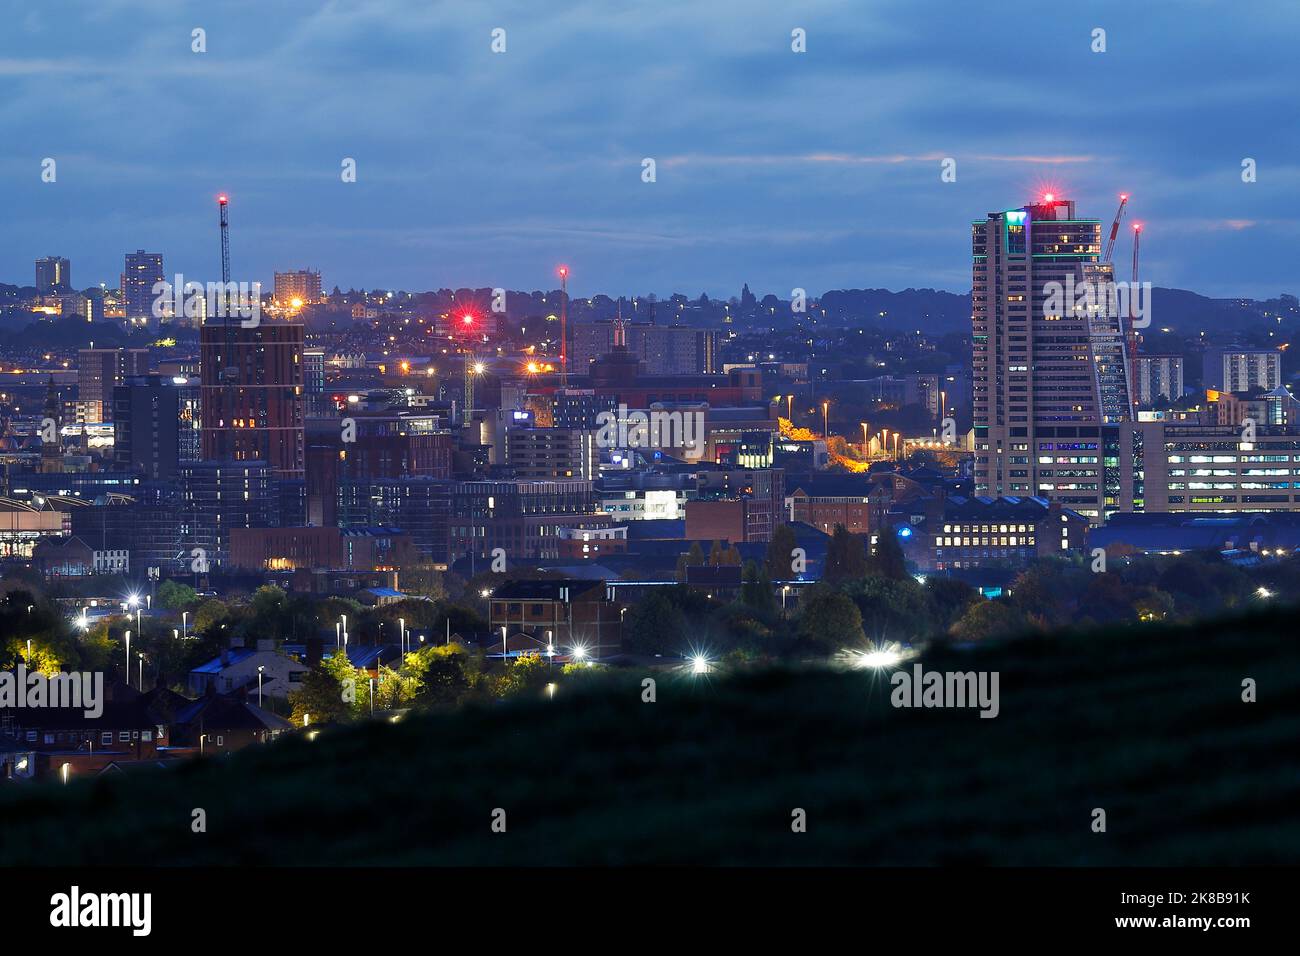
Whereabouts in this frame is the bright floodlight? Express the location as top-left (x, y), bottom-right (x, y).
top-left (571, 644), bottom-right (588, 660)
top-left (856, 648), bottom-right (902, 669)
top-left (127, 594), bottom-right (139, 608)
top-left (691, 654), bottom-right (711, 675)
top-left (473, 362), bottom-right (485, 375)
top-left (839, 642), bottom-right (911, 671)
top-left (1257, 587), bottom-right (1274, 599)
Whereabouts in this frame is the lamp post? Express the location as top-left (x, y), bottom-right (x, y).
top-left (399, 617), bottom-right (406, 655)
top-left (786, 394), bottom-right (794, 420)
top-left (822, 400), bottom-right (829, 437)
top-left (257, 665), bottom-right (264, 708)
top-left (124, 629), bottom-right (131, 684)
top-left (182, 611), bottom-right (188, 639)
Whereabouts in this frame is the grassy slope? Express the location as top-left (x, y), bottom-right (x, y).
top-left (1, 608), bottom-right (1296, 865)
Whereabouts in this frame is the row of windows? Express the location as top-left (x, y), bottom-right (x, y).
top-left (25, 729), bottom-right (154, 745)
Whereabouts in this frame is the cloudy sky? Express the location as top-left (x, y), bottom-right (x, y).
top-left (1, 0), bottom-right (1297, 300)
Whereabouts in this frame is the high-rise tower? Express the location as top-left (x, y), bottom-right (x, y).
top-left (972, 196), bottom-right (1131, 522)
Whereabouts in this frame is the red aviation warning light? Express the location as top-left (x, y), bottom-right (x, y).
top-left (1042, 192), bottom-right (1055, 203)
top-left (217, 194), bottom-right (228, 205)
top-left (557, 265), bottom-right (568, 278)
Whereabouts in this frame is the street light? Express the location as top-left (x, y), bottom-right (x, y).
top-left (257, 665), bottom-right (265, 708)
top-left (182, 611), bottom-right (188, 639)
top-left (786, 394), bottom-right (794, 420)
top-left (137, 652), bottom-right (144, 691)
top-left (124, 629), bottom-right (131, 684)
top-left (399, 617), bottom-right (406, 655)
top-left (822, 400), bottom-right (830, 437)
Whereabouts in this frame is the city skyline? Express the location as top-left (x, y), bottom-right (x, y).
top-left (1, 1), bottom-right (1297, 299)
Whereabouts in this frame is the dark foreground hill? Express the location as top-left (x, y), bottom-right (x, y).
top-left (1, 608), bottom-right (1296, 865)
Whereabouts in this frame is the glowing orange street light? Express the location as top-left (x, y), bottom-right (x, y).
top-left (822, 400), bottom-right (829, 438)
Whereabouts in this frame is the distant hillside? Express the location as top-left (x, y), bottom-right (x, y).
top-left (1, 607), bottom-right (1295, 866)
top-left (813, 287), bottom-right (1298, 336)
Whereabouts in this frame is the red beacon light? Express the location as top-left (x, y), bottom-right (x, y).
top-left (461, 314), bottom-right (474, 325)
top-left (217, 194), bottom-right (229, 205)
top-left (1042, 192), bottom-right (1055, 203)
top-left (557, 265), bottom-right (568, 278)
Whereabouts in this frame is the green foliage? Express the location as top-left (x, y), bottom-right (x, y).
top-left (846, 576), bottom-right (928, 643)
top-left (623, 586), bottom-right (708, 655)
top-left (765, 523), bottom-right (799, 580)
top-left (192, 598), bottom-right (231, 636)
top-left (823, 525), bottom-right (866, 586)
top-left (866, 528), bottom-right (909, 580)
top-left (949, 599), bottom-right (1031, 642)
top-left (924, 576), bottom-right (979, 633)
top-left (797, 586), bottom-right (865, 653)
top-left (494, 653), bottom-right (554, 698)
top-left (405, 642), bottom-right (485, 707)
top-left (675, 541), bottom-right (706, 583)
top-left (740, 561), bottom-right (776, 616)
top-left (288, 664), bottom-right (353, 727)
top-left (156, 580), bottom-right (197, 611)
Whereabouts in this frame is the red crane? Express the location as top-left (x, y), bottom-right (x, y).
top-left (1103, 193), bottom-right (1129, 263)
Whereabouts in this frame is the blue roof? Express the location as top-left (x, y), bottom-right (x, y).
top-left (190, 648), bottom-right (258, 674)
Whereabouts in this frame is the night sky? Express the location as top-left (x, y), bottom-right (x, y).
top-left (2, 0), bottom-right (1296, 299)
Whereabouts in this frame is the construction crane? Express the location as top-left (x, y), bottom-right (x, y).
top-left (218, 194), bottom-right (231, 292)
top-left (217, 194), bottom-right (239, 388)
top-left (1103, 193), bottom-right (1129, 263)
top-left (1126, 222), bottom-right (1143, 412)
